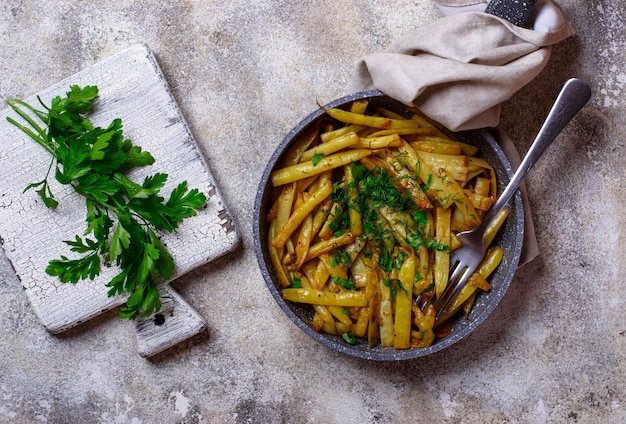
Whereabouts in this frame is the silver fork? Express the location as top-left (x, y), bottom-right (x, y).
top-left (434, 78), bottom-right (592, 321)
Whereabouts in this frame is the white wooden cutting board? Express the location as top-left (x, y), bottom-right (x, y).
top-left (0, 44), bottom-right (239, 357)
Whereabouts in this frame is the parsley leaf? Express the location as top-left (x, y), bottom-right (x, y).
top-left (47, 252), bottom-right (100, 283)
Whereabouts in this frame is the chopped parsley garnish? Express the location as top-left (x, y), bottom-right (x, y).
top-left (413, 209), bottom-right (428, 228)
top-left (383, 278), bottom-right (408, 301)
top-left (342, 333), bottom-right (358, 345)
top-left (290, 273), bottom-right (302, 288)
top-left (330, 249), bottom-right (351, 267)
top-left (311, 153), bottom-right (324, 166)
top-left (362, 168), bottom-right (408, 210)
top-left (331, 275), bottom-right (355, 290)
top-left (329, 205), bottom-right (350, 233)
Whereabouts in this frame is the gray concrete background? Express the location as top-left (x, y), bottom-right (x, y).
top-left (0, 1), bottom-right (624, 423)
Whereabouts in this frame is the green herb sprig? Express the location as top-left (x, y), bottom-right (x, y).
top-left (6, 85), bottom-right (207, 319)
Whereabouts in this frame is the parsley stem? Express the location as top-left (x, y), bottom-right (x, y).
top-left (6, 99), bottom-right (57, 156)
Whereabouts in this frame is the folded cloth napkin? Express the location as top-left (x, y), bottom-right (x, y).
top-left (351, 0), bottom-right (573, 132)
top-left (350, 0), bottom-right (573, 266)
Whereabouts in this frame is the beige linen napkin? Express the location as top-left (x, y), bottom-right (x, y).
top-left (351, 0), bottom-right (573, 266)
top-left (351, 0), bottom-right (572, 131)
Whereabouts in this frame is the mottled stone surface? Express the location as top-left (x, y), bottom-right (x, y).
top-left (0, 1), bottom-right (624, 423)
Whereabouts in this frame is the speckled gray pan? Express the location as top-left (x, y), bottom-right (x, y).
top-left (253, 90), bottom-right (524, 361)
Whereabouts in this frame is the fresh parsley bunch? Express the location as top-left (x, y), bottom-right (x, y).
top-left (6, 85), bottom-right (207, 319)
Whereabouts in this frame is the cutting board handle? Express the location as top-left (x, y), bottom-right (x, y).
top-left (134, 284), bottom-right (207, 357)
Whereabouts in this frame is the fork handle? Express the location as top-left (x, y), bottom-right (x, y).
top-left (481, 78), bottom-right (591, 229)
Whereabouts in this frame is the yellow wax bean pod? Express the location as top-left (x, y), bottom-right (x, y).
top-left (300, 132), bottom-right (360, 162)
top-left (271, 148), bottom-right (372, 186)
top-left (282, 288), bottom-right (367, 307)
top-left (324, 107), bottom-right (424, 131)
top-left (394, 250), bottom-right (415, 349)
